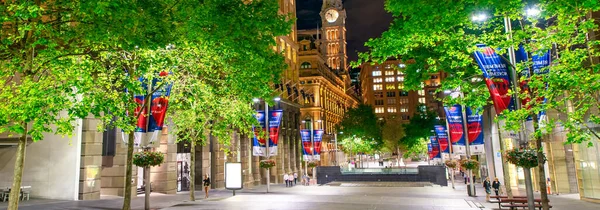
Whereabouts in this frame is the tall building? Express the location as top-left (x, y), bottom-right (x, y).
top-left (359, 59), bottom-right (445, 122)
top-left (298, 0), bottom-right (360, 166)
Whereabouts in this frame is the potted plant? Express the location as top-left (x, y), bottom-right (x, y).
top-left (460, 159), bottom-right (479, 170)
top-left (505, 148), bottom-right (546, 168)
top-left (133, 151), bottom-right (165, 168)
top-left (445, 159), bottom-right (458, 169)
top-left (260, 159), bottom-right (276, 169)
top-left (307, 161), bottom-right (318, 168)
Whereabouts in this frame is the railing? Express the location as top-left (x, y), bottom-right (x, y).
top-left (340, 167), bottom-right (419, 175)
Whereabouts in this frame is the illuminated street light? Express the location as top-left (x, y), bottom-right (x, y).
top-left (525, 7), bottom-right (541, 17)
top-left (253, 98), bottom-right (260, 103)
top-left (471, 13), bottom-right (488, 22)
top-left (274, 97), bottom-right (281, 102)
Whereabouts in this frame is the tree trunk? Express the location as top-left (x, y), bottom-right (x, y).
top-left (144, 166), bottom-right (150, 210)
top-left (190, 140), bottom-right (196, 201)
top-left (7, 124), bottom-right (27, 210)
top-left (531, 114), bottom-right (550, 210)
top-left (122, 131), bottom-right (135, 210)
top-left (498, 121), bottom-right (514, 198)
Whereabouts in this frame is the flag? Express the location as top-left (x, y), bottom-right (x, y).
top-left (444, 105), bottom-right (466, 154)
top-left (474, 44), bottom-right (515, 114)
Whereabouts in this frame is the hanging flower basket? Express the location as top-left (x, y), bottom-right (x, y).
top-left (307, 161), bottom-right (319, 168)
top-left (460, 159), bottom-right (479, 170)
top-left (133, 151), bottom-right (165, 168)
top-left (260, 159), bottom-right (276, 169)
top-left (505, 148), bottom-right (546, 168)
top-left (445, 160), bottom-right (458, 169)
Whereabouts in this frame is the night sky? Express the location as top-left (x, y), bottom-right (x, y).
top-left (297, 0), bottom-right (393, 62)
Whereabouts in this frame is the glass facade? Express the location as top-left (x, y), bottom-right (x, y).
top-left (577, 138), bottom-right (600, 200)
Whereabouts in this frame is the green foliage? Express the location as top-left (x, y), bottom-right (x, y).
top-left (337, 104), bottom-right (383, 154)
top-left (445, 159), bottom-right (458, 169)
top-left (402, 137), bottom-right (428, 159)
top-left (357, 0), bottom-right (600, 145)
top-left (133, 151), bottom-right (165, 168)
top-left (307, 161), bottom-right (319, 168)
top-left (505, 148), bottom-right (546, 168)
top-left (259, 159), bottom-right (276, 169)
top-left (382, 118), bottom-right (405, 154)
top-left (460, 158), bottom-right (479, 170)
top-left (400, 105), bottom-right (438, 153)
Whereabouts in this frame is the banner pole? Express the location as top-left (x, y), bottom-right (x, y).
top-left (265, 102), bottom-right (270, 193)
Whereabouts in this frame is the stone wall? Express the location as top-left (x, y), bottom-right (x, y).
top-left (79, 118), bottom-right (103, 200)
top-left (150, 128), bottom-right (177, 194)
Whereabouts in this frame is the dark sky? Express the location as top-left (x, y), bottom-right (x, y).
top-left (297, 0), bottom-right (394, 62)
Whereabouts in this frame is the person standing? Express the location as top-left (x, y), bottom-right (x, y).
top-left (483, 177), bottom-right (492, 201)
top-left (492, 178), bottom-right (501, 196)
top-left (284, 173), bottom-right (289, 187)
top-left (293, 172), bottom-right (298, 186)
top-left (203, 174), bottom-right (210, 199)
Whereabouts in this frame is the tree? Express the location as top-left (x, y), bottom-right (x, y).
top-left (400, 104), bottom-right (438, 157)
top-left (381, 118), bottom-right (405, 165)
top-left (337, 104), bottom-right (383, 167)
top-left (357, 1), bottom-right (600, 209)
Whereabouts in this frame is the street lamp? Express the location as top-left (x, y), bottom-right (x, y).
top-left (525, 7), bottom-right (541, 18)
top-left (253, 97), bottom-right (281, 193)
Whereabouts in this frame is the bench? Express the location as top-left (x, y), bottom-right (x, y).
top-left (489, 195), bottom-right (527, 206)
top-left (499, 198), bottom-right (552, 210)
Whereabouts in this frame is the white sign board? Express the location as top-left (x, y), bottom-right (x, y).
top-left (225, 162), bottom-right (243, 190)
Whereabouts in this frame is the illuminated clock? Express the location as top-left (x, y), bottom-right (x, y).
top-left (325, 9), bottom-right (339, 23)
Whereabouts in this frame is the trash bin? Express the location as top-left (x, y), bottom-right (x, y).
top-left (467, 184), bottom-right (476, 196)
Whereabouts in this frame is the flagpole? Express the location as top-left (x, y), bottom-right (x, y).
top-left (265, 102), bottom-right (270, 193)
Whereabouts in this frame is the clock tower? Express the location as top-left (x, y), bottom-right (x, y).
top-left (320, 0), bottom-right (347, 72)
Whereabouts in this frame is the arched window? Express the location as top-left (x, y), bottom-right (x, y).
top-left (301, 62), bottom-right (312, 69)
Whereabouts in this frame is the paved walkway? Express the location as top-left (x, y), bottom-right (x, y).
top-left (1, 181), bottom-right (598, 210)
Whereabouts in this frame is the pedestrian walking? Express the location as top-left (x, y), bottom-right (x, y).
top-left (463, 173), bottom-right (468, 184)
top-left (284, 173), bottom-right (290, 187)
top-left (294, 172), bottom-right (298, 185)
top-left (492, 178), bottom-right (501, 196)
top-left (203, 174), bottom-right (210, 199)
top-left (483, 177), bottom-right (491, 201)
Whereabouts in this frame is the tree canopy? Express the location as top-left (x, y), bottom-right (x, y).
top-left (337, 104), bottom-right (383, 154)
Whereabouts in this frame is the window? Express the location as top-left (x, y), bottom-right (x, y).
top-left (419, 97), bottom-right (426, 104)
top-left (372, 71), bottom-right (382, 76)
top-left (397, 76), bottom-right (404, 82)
top-left (373, 78), bottom-right (382, 83)
top-left (398, 83), bottom-right (405, 89)
top-left (385, 77), bottom-right (395, 82)
top-left (373, 84), bottom-right (383, 90)
top-left (386, 92), bottom-right (396, 97)
top-left (386, 84), bottom-right (396, 90)
top-left (385, 65), bottom-right (392, 69)
top-left (375, 107), bottom-right (384, 113)
top-left (418, 90), bottom-right (425, 96)
top-left (398, 63), bottom-right (407, 68)
top-left (387, 107), bottom-right (397, 113)
top-left (385, 71), bottom-right (395, 76)
top-left (387, 98), bottom-right (396, 105)
top-left (430, 75), bottom-right (439, 79)
top-left (400, 91), bottom-right (409, 97)
top-left (401, 114), bottom-right (410, 120)
top-left (375, 99), bottom-right (384, 106)
top-left (301, 62), bottom-right (312, 69)
top-left (399, 98), bottom-right (409, 104)
top-left (375, 92), bottom-right (384, 97)
top-left (400, 106), bottom-right (409, 113)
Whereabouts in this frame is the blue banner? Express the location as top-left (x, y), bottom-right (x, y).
top-left (148, 72), bottom-right (173, 143)
top-left (474, 44), bottom-right (515, 114)
top-left (314, 130), bottom-right (324, 161)
top-left (434, 125), bottom-right (450, 153)
top-left (517, 46), bottom-right (551, 122)
top-left (466, 107), bottom-right (485, 154)
top-left (301, 129), bottom-right (312, 161)
top-left (427, 143), bottom-right (433, 159)
top-left (444, 105), bottom-right (466, 154)
top-left (430, 136), bottom-right (441, 159)
top-left (252, 110), bottom-right (283, 157)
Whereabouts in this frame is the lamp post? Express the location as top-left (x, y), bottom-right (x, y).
top-left (254, 97), bottom-right (280, 193)
top-left (472, 7), bottom-right (543, 208)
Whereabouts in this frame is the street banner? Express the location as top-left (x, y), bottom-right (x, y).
top-left (466, 107), bottom-right (485, 154)
top-left (516, 46), bottom-right (551, 122)
top-left (444, 105), bottom-right (466, 155)
top-left (474, 44), bottom-right (515, 114)
top-left (434, 125), bottom-right (450, 154)
top-left (252, 111), bottom-right (266, 156)
top-left (301, 129), bottom-right (312, 161)
top-left (427, 143), bottom-right (433, 160)
top-left (313, 129), bottom-right (324, 161)
top-left (252, 110), bottom-right (283, 157)
top-left (122, 71), bottom-right (171, 147)
top-left (148, 72), bottom-right (173, 144)
top-left (267, 110), bottom-right (283, 156)
top-left (430, 136), bottom-right (441, 164)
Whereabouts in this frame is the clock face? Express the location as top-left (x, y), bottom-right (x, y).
top-left (325, 9), bottom-right (339, 23)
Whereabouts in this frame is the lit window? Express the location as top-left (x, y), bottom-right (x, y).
top-left (400, 91), bottom-right (409, 97)
top-left (385, 65), bottom-right (392, 69)
top-left (419, 97), bottom-right (426, 104)
top-left (375, 107), bottom-right (384, 113)
top-left (418, 90), bottom-right (425, 96)
top-left (385, 71), bottom-right (395, 76)
top-left (398, 83), bottom-right (405, 89)
top-left (400, 106), bottom-right (408, 113)
top-left (386, 84), bottom-right (396, 90)
top-left (398, 63), bottom-right (407, 68)
top-left (301, 62), bottom-right (312, 69)
top-left (373, 78), bottom-right (382, 83)
top-left (373, 84), bottom-right (383, 90)
top-left (387, 107), bottom-right (397, 113)
top-left (399, 98), bottom-right (409, 104)
top-left (372, 71), bottom-right (382, 76)
top-left (385, 77), bottom-right (395, 82)
top-left (397, 76), bottom-right (404, 82)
